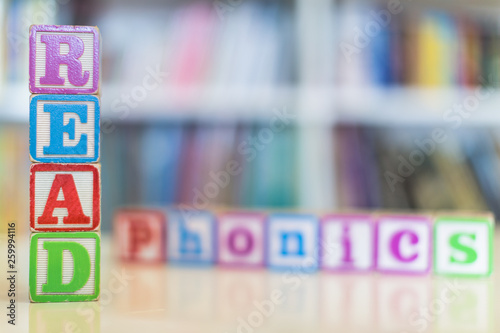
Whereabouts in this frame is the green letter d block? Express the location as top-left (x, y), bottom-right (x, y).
top-left (434, 216), bottom-right (493, 277)
top-left (30, 232), bottom-right (100, 302)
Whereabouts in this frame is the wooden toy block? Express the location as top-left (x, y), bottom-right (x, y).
top-left (30, 232), bottom-right (100, 302)
top-left (30, 163), bottom-right (100, 232)
top-left (217, 212), bottom-right (266, 268)
top-left (29, 94), bottom-right (100, 163)
top-left (434, 215), bottom-right (493, 277)
top-left (320, 214), bottom-right (374, 272)
top-left (167, 209), bottom-right (216, 265)
top-left (29, 25), bottom-right (100, 94)
top-left (114, 208), bottom-right (167, 263)
top-left (267, 213), bottom-right (319, 272)
top-left (375, 215), bottom-right (432, 275)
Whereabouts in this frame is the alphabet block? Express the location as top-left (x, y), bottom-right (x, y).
top-left (114, 208), bottom-right (166, 263)
top-left (29, 94), bottom-right (100, 163)
top-left (217, 212), bottom-right (266, 268)
top-left (321, 214), bottom-right (374, 272)
top-left (30, 163), bottom-right (100, 232)
top-left (167, 209), bottom-right (216, 265)
top-left (29, 25), bottom-right (100, 94)
top-left (267, 214), bottom-right (319, 272)
top-left (375, 215), bottom-right (432, 275)
top-left (29, 232), bottom-right (100, 302)
top-left (434, 215), bottom-right (493, 277)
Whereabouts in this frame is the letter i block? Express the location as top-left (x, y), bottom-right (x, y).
top-left (267, 214), bottom-right (319, 272)
top-left (29, 25), bottom-right (100, 94)
top-left (30, 94), bottom-right (100, 163)
top-left (114, 208), bottom-right (166, 263)
top-left (320, 214), bottom-right (374, 272)
top-left (434, 215), bottom-right (493, 277)
top-left (217, 212), bottom-right (266, 268)
top-left (30, 163), bottom-right (100, 232)
top-left (375, 215), bottom-right (432, 275)
top-left (167, 209), bottom-right (216, 265)
top-left (30, 232), bottom-right (100, 302)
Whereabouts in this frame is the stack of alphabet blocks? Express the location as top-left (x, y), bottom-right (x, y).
top-left (116, 208), bottom-right (494, 277)
top-left (29, 25), bottom-right (101, 302)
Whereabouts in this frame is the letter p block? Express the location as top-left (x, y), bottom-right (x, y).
top-left (30, 232), bottom-right (100, 302)
top-left (434, 215), bottom-right (493, 277)
top-left (29, 25), bottom-right (100, 94)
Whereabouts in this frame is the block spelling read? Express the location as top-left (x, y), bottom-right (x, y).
top-left (30, 163), bottom-right (101, 232)
top-left (29, 25), bottom-right (100, 94)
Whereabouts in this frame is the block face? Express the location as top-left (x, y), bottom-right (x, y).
top-left (115, 209), bottom-right (166, 263)
top-left (29, 94), bottom-right (100, 163)
top-left (217, 212), bottom-right (266, 267)
top-left (320, 214), bottom-right (374, 272)
top-left (267, 214), bottom-right (319, 272)
top-left (434, 216), bottom-right (493, 277)
top-left (30, 163), bottom-right (100, 232)
top-left (29, 232), bottom-right (100, 302)
top-left (29, 25), bottom-right (100, 94)
top-left (167, 209), bottom-right (216, 265)
top-left (376, 215), bottom-right (432, 275)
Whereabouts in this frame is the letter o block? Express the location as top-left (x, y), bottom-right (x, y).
top-left (217, 212), bottom-right (266, 268)
top-left (375, 215), bottom-right (432, 275)
top-left (30, 163), bottom-right (100, 232)
top-left (434, 215), bottom-right (493, 277)
top-left (114, 208), bottom-right (166, 263)
top-left (29, 25), bottom-right (100, 94)
top-left (30, 232), bottom-right (100, 302)
top-left (30, 94), bottom-right (100, 163)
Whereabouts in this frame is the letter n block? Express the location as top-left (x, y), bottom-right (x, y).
top-left (434, 215), bottom-right (493, 277)
top-left (30, 94), bottom-right (100, 163)
top-left (30, 163), bottom-right (100, 232)
top-left (29, 25), bottom-right (100, 94)
top-left (167, 209), bottom-right (216, 265)
top-left (267, 214), bottom-right (319, 272)
top-left (30, 232), bottom-right (100, 302)
top-left (114, 208), bottom-right (166, 263)
top-left (320, 214), bottom-right (374, 272)
top-left (217, 212), bottom-right (266, 268)
top-left (375, 215), bottom-right (432, 275)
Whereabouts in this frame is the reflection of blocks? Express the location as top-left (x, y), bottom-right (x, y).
top-left (375, 215), bottom-right (432, 275)
top-left (167, 209), bottom-right (216, 265)
top-left (217, 212), bottom-right (266, 268)
top-left (434, 215), bottom-right (493, 277)
top-left (267, 214), bottom-right (319, 272)
top-left (30, 232), bottom-right (100, 302)
top-left (114, 209), bottom-right (166, 263)
top-left (29, 25), bottom-right (100, 94)
top-left (30, 94), bottom-right (100, 163)
top-left (321, 214), bottom-right (374, 272)
top-left (30, 163), bottom-right (100, 232)
top-left (30, 302), bottom-right (100, 333)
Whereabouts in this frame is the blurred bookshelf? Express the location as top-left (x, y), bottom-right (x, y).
top-left (1, 0), bottom-right (500, 233)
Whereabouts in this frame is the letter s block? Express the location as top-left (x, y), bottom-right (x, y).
top-left (30, 94), bottom-right (100, 163)
top-left (375, 215), bottom-right (432, 275)
top-left (29, 232), bottom-right (100, 302)
top-left (434, 215), bottom-right (493, 277)
top-left (114, 208), bottom-right (166, 263)
top-left (29, 25), bottom-right (100, 94)
top-left (30, 164), bottom-right (100, 232)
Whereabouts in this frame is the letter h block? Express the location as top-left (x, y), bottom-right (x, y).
top-left (375, 215), bottom-right (432, 275)
top-left (29, 25), bottom-right (100, 94)
top-left (30, 232), bottom-right (100, 302)
top-left (434, 214), bottom-right (493, 277)
top-left (30, 163), bottom-right (100, 232)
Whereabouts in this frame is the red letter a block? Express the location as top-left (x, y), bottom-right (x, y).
top-left (30, 163), bottom-right (100, 232)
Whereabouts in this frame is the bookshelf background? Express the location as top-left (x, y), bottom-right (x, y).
top-left (0, 0), bottom-right (499, 233)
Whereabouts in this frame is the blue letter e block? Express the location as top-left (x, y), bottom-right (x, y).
top-left (267, 214), bottom-right (319, 272)
top-left (30, 95), bottom-right (100, 163)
